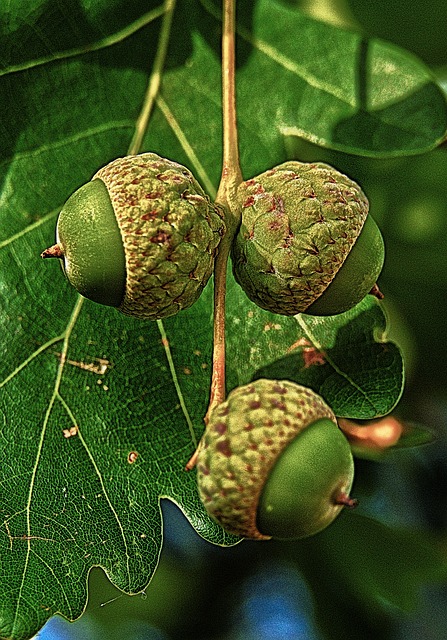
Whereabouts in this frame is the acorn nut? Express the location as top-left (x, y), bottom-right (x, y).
top-left (41, 153), bottom-right (225, 319)
top-left (231, 161), bottom-right (385, 316)
top-left (197, 378), bottom-right (356, 540)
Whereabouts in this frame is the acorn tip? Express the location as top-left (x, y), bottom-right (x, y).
top-left (370, 283), bottom-right (384, 300)
top-left (335, 492), bottom-right (358, 509)
top-left (41, 244), bottom-right (64, 259)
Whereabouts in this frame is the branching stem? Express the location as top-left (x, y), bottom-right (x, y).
top-left (185, 0), bottom-right (242, 470)
top-left (208, 0), bottom-right (243, 417)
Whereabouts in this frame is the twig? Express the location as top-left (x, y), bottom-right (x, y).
top-left (185, 0), bottom-right (243, 470)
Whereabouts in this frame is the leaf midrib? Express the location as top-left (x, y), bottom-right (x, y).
top-left (0, 4), bottom-right (166, 78)
top-left (10, 296), bottom-right (132, 634)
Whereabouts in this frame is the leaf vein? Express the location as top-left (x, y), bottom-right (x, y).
top-left (297, 314), bottom-right (380, 412)
top-left (11, 297), bottom-right (84, 635)
top-left (29, 548), bottom-right (74, 619)
top-left (59, 394), bottom-right (133, 588)
top-left (0, 210), bottom-right (58, 251)
top-left (0, 334), bottom-right (64, 389)
top-left (157, 319), bottom-right (198, 452)
top-left (0, 121), bottom-right (134, 171)
top-left (0, 5), bottom-right (166, 77)
top-left (157, 95), bottom-right (217, 197)
top-left (74, 427), bottom-right (133, 589)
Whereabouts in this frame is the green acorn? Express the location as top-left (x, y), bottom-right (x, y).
top-left (231, 162), bottom-right (384, 316)
top-left (41, 153), bottom-right (225, 319)
top-left (197, 378), bottom-right (356, 540)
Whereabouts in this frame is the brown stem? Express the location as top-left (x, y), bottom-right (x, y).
top-left (41, 244), bottom-right (64, 259)
top-left (185, 0), bottom-right (242, 471)
top-left (207, 0), bottom-right (243, 419)
top-left (370, 283), bottom-right (384, 300)
top-left (204, 229), bottom-right (233, 423)
top-left (205, 0), bottom-right (242, 424)
top-left (216, 0), bottom-right (243, 209)
top-left (335, 492), bottom-right (358, 509)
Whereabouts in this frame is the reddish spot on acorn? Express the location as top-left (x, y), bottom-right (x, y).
top-left (216, 440), bottom-right (232, 458)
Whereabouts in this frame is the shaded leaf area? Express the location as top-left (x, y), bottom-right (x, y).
top-left (2, 0), bottom-right (445, 176)
top-left (0, 0), bottom-right (165, 71)
top-left (284, 512), bottom-right (447, 640)
top-left (346, 0), bottom-right (447, 67)
top-left (227, 0), bottom-right (447, 166)
top-left (249, 296), bottom-right (403, 419)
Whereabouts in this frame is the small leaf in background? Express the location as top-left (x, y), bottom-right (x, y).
top-left (340, 416), bottom-right (436, 461)
top-left (252, 296), bottom-right (404, 419)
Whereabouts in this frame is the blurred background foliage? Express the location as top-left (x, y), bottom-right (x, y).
top-left (32, 0), bottom-right (447, 638)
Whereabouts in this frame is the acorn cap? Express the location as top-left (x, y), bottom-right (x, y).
top-left (231, 162), bottom-right (370, 315)
top-left (92, 153), bottom-right (225, 319)
top-left (43, 153), bottom-right (225, 319)
top-left (197, 378), bottom-right (353, 540)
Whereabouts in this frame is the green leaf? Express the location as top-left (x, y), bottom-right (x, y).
top-left (0, 1), bottom-right (414, 638)
top-left (0, 294), bottom-right (240, 639)
top-left (229, 0), bottom-right (447, 164)
top-left (0, 7), bottom-right (226, 639)
top-left (288, 513), bottom-right (447, 640)
top-left (252, 296), bottom-right (404, 419)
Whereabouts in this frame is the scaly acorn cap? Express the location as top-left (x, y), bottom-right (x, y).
top-left (42, 153), bottom-right (225, 319)
top-left (93, 154), bottom-right (225, 318)
top-left (197, 378), bottom-right (355, 540)
top-left (231, 161), bottom-right (374, 315)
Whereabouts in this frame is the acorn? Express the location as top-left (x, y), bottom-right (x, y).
top-left (231, 161), bottom-right (385, 316)
top-left (197, 378), bottom-right (356, 540)
top-left (41, 153), bottom-right (225, 319)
